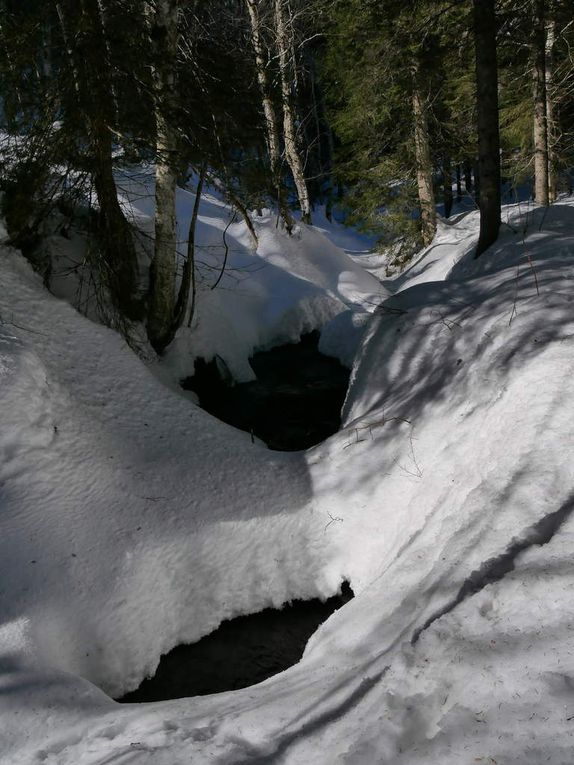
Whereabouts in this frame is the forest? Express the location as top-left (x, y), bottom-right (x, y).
top-left (1, 1), bottom-right (574, 763)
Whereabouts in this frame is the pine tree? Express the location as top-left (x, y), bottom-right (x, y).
top-left (473, 0), bottom-right (501, 256)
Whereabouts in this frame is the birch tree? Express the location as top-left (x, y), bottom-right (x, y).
top-left (412, 68), bottom-right (436, 246)
top-left (274, 0), bottom-right (312, 224)
top-left (532, 0), bottom-right (549, 205)
top-left (545, 14), bottom-right (557, 202)
top-left (146, 0), bottom-right (180, 353)
top-left (245, 0), bottom-right (292, 230)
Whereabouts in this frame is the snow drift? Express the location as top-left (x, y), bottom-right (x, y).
top-left (1, 199), bottom-right (574, 764)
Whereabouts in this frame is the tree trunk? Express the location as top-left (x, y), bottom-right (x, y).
top-left (174, 164), bottom-right (205, 332)
top-left (274, 0), bottom-right (312, 225)
top-left (95, 0), bottom-right (119, 124)
top-left (80, 0), bottom-right (140, 317)
top-left (473, 0), bottom-right (501, 257)
top-left (245, 0), bottom-right (292, 232)
top-left (545, 17), bottom-right (557, 202)
top-left (146, 0), bottom-right (180, 353)
top-left (532, 0), bottom-right (549, 205)
top-left (54, 0), bottom-right (81, 96)
top-left (464, 159), bottom-right (473, 193)
top-left (443, 155), bottom-right (453, 218)
top-left (456, 164), bottom-right (462, 201)
top-left (412, 76), bottom-right (436, 246)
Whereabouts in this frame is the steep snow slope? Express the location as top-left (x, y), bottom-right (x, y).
top-left (1, 201), bottom-right (574, 764)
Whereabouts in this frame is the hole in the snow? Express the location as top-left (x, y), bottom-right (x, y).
top-left (181, 331), bottom-right (350, 451)
top-left (116, 582), bottom-right (354, 703)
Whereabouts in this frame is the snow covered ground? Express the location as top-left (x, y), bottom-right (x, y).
top-left (1, 198), bottom-right (574, 764)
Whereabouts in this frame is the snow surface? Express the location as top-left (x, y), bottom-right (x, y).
top-left (1, 199), bottom-right (574, 763)
top-left (118, 168), bottom-right (387, 381)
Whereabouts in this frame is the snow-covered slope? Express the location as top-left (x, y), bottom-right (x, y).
top-left (1, 201), bottom-right (574, 764)
top-left (121, 168), bottom-right (387, 381)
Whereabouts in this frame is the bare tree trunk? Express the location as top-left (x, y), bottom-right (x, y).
top-left (473, 0), bottom-right (501, 257)
top-left (95, 0), bottom-right (119, 124)
top-left (456, 164), bottom-right (462, 201)
top-left (464, 159), bottom-right (473, 193)
top-left (412, 76), bottom-right (436, 246)
top-left (443, 155), bottom-right (453, 218)
top-left (532, 0), bottom-right (549, 205)
top-left (274, 0), bottom-right (312, 225)
top-left (80, 0), bottom-right (139, 316)
top-left (245, 0), bottom-right (292, 231)
top-left (173, 164), bottom-right (205, 332)
top-left (146, 0), bottom-right (180, 353)
top-left (545, 16), bottom-right (557, 202)
top-left (54, 0), bottom-right (80, 96)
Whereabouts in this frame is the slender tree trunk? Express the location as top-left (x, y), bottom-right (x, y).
top-left (173, 164), bottom-right (205, 332)
top-left (412, 75), bottom-right (436, 246)
top-left (54, 0), bottom-right (80, 96)
top-left (245, 0), bottom-right (292, 232)
top-left (443, 155), bottom-right (453, 218)
top-left (95, 0), bottom-right (119, 124)
top-left (532, 0), bottom-right (549, 205)
top-left (146, 0), bottom-right (180, 353)
top-left (545, 17), bottom-right (557, 202)
top-left (473, 0), bottom-right (501, 257)
top-left (41, 22), bottom-right (53, 81)
top-left (274, 0), bottom-right (312, 225)
top-left (464, 159), bottom-right (473, 193)
top-left (456, 164), bottom-right (462, 201)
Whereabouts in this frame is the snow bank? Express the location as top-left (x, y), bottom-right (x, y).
top-left (117, 168), bottom-right (387, 380)
top-left (1, 200), bottom-right (574, 764)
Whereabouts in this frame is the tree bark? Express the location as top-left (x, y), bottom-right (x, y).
top-left (245, 0), bottom-right (293, 232)
top-left (174, 164), bottom-right (205, 332)
top-left (54, 1), bottom-right (80, 96)
top-left (532, 0), bottom-right (549, 205)
top-left (146, 0), bottom-right (180, 353)
top-left (412, 76), bottom-right (436, 246)
top-left (473, 0), bottom-right (501, 257)
top-left (80, 0), bottom-right (140, 317)
top-left (545, 16), bottom-right (557, 202)
top-left (464, 159), bottom-right (473, 193)
top-left (443, 155), bottom-right (453, 218)
top-left (274, 0), bottom-right (312, 225)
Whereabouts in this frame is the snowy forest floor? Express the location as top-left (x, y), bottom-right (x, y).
top-left (1, 194), bottom-right (574, 764)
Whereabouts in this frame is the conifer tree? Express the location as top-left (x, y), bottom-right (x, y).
top-left (473, 0), bottom-right (501, 256)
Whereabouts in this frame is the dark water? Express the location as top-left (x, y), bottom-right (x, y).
top-left (181, 331), bottom-right (350, 451)
top-left (116, 583), bottom-right (353, 703)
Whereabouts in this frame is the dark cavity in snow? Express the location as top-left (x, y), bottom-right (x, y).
top-left (181, 331), bottom-right (350, 451)
top-left (116, 582), bottom-right (354, 703)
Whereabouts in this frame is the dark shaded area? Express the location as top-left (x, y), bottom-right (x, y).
top-left (181, 331), bottom-right (350, 451)
top-left (117, 582), bottom-right (354, 703)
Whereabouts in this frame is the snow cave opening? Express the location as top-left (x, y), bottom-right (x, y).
top-left (181, 330), bottom-right (351, 451)
top-left (116, 582), bottom-right (354, 703)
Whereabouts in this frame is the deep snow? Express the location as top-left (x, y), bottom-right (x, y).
top-left (1, 197), bottom-right (574, 764)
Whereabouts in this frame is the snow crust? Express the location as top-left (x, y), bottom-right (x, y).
top-left (1, 200), bottom-right (574, 763)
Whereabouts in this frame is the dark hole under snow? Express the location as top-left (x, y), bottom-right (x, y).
top-left (116, 582), bottom-right (354, 703)
top-left (181, 330), bottom-right (351, 452)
